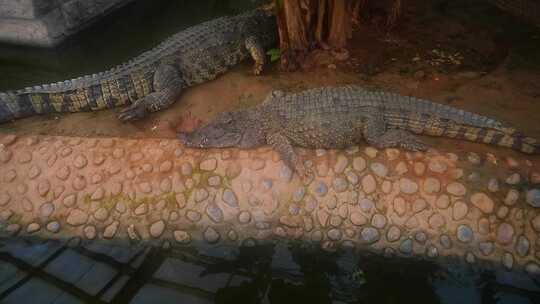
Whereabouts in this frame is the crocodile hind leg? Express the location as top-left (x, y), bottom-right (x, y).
top-left (363, 113), bottom-right (429, 151)
top-left (245, 36), bottom-right (266, 75)
top-left (118, 64), bottom-right (184, 122)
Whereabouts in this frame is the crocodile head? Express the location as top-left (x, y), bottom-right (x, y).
top-left (178, 111), bottom-right (264, 149)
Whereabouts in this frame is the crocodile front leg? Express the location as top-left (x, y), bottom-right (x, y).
top-left (245, 36), bottom-right (266, 76)
top-left (267, 132), bottom-right (309, 179)
top-left (118, 64), bottom-right (184, 122)
top-left (363, 111), bottom-right (429, 151)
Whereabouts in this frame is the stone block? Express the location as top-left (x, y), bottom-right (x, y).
top-left (0, 0), bottom-right (36, 19)
top-left (0, 261), bottom-right (27, 294)
top-left (153, 258), bottom-right (230, 293)
top-left (0, 0), bottom-right (135, 47)
top-left (3, 278), bottom-right (82, 304)
top-left (0, 239), bottom-right (63, 267)
top-left (85, 242), bottom-right (144, 264)
top-left (131, 284), bottom-right (212, 304)
top-left (44, 249), bottom-right (117, 295)
top-left (101, 275), bottom-right (130, 303)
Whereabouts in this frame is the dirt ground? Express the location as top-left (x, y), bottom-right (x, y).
top-left (1, 0), bottom-right (540, 160)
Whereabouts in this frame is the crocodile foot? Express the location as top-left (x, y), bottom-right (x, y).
top-left (253, 64), bottom-right (264, 76)
top-left (118, 102), bottom-right (148, 122)
top-left (295, 162), bottom-right (314, 185)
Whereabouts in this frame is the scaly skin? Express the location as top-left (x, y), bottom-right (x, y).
top-left (0, 133), bottom-right (540, 275)
top-left (0, 9), bottom-right (277, 123)
top-left (179, 86), bottom-right (540, 176)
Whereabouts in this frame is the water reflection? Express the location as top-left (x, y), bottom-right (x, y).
top-left (0, 238), bottom-right (538, 303)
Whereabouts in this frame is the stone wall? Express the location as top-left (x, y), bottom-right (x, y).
top-left (0, 133), bottom-right (539, 274)
top-left (0, 0), bottom-right (134, 47)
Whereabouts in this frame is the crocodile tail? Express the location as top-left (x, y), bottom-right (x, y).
top-left (462, 127), bottom-right (540, 154)
top-left (0, 90), bottom-right (74, 122)
top-left (0, 74), bottom-right (150, 122)
top-left (0, 92), bottom-right (17, 123)
top-left (425, 123), bottom-right (540, 154)
top-left (0, 88), bottom-right (96, 122)
top-left (492, 132), bottom-right (540, 154)
top-left (391, 111), bottom-right (538, 154)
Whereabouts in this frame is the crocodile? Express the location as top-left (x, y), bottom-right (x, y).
top-left (0, 9), bottom-right (277, 123)
top-left (178, 86), bottom-right (540, 175)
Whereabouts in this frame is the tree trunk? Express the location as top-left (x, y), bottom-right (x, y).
top-left (327, 0), bottom-right (349, 48)
top-left (315, 0), bottom-right (327, 44)
top-left (274, 0), bottom-right (354, 69)
top-left (387, 0), bottom-right (402, 29)
top-left (282, 0), bottom-right (310, 51)
top-left (273, 0), bottom-right (404, 70)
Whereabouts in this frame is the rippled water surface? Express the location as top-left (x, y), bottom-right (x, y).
top-left (1, 238), bottom-right (539, 304)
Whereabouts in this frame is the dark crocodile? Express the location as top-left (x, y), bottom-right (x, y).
top-left (179, 86), bottom-right (540, 175)
top-left (489, 0), bottom-right (540, 28)
top-left (0, 9), bottom-right (277, 123)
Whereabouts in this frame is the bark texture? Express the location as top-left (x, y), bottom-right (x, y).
top-left (273, 0), bottom-right (404, 69)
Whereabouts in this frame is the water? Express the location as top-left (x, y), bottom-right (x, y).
top-left (0, 238), bottom-right (538, 303)
top-left (0, 0), bottom-right (263, 91)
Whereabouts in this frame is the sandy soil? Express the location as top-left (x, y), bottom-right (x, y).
top-left (1, 0), bottom-right (539, 160)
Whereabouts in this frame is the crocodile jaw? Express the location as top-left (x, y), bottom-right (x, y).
top-left (177, 131), bottom-right (242, 148)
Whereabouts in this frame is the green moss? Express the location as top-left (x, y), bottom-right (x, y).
top-left (101, 194), bottom-right (121, 210)
top-left (82, 194), bottom-right (92, 206)
top-left (197, 171), bottom-right (214, 188)
top-left (222, 175), bottom-right (233, 189)
top-left (8, 213), bottom-right (22, 225)
top-left (163, 192), bottom-right (179, 210)
top-left (76, 169), bottom-right (236, 212)
top-left (83, 190), bottom-right (185, 213)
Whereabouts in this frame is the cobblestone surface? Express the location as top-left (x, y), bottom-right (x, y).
top-left (0, 134), bottom-right (539, 278)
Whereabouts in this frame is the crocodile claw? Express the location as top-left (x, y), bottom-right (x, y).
top-left (400, 139), bottom-right (430, 152)
top-left (295, 163), bottom-right (314, 185)
top-left (118, 103), bottom-right (148, 122)
top-left (253, 64), bottom-right (264, 76)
